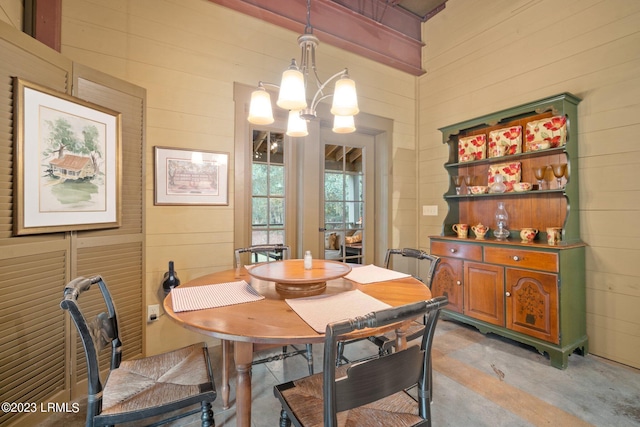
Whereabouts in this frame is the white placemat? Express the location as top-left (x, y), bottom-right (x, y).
top-left (285, 290), bottom-right (391, 333)
top-left (171, 280), bottom-right (264, 312)
top-left (344, 264), bottom-right (411, 284)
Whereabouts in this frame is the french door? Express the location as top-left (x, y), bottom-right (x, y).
top-left (251, 130), bottom-right (286, 247)
top-left (320, 130), bottom-right (374, 264)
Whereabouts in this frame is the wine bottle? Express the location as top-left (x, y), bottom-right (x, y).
top-left (162, 260), bottom-right (180, 296)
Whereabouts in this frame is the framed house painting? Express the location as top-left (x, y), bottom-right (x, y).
top-left (13, 78), bottom-right (122, 235)
top-left (154, 147), bottom-right (229, 206)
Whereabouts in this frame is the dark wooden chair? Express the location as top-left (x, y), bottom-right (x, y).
top-left (233, 244), bottom-right (314, 375)
top-left (60, 275), bottom-right (216, 427)
top-left (274, 296), bottom-right (448, 427)
top-left (234, 243), bottom-right (290, 267)
top-left (338, 249), bottom-right (441, 364)
top-left (383, 248), bottom-right (440, 286)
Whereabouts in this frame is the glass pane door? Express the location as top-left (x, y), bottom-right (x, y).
top-left (251, 130), bottom-right (285, 262)
top-left (323, 144), bottom-right (365, 264)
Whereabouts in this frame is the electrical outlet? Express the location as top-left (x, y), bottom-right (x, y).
top-left (147, 304), bottom-right (160, 322)
top-left (422, 205), bottom-right (438, 216)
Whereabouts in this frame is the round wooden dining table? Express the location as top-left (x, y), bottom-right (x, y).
top-left (163, 264), bottom-right (432, 427)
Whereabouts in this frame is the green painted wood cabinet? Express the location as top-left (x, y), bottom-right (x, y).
top-left (430, 93), bottom-right (588, 369)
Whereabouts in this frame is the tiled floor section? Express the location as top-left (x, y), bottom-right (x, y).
top-left (40, 319), bottom-right (640, 426)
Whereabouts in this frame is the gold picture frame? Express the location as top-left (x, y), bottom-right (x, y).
top-left (154, 146), bottom-right (229, 206)
top-left (13, 78), bottom-right (122, 235)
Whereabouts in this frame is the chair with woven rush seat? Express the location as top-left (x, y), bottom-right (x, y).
top-left (60, 275), bottom-right (216, 427)
top-left (233, 244), bottom-right (314, 375)
top-left (337, 249), bottom-right (441, 365)
top-left (274, 296), bottom-right (449, 427)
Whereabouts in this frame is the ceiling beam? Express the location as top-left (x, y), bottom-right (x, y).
top-left (208, 0), bottom-right (425, 76)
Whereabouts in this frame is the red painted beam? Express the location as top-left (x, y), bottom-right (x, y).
top-left (208, 0), bottom-right (425, 76)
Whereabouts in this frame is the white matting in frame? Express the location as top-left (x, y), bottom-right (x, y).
top-left (154, 147), bottom-right (229, 205)
top-left (13, 78), bottom-right (121, 235)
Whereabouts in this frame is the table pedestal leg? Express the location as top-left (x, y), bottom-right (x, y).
top-left (395, 327), bottom-right (408, 351)
top-left (221, 340), bottom-right (232, 409)
top-left (234, 341), bottom-right (253, 427)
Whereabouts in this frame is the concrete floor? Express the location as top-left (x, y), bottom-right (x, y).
top-left (41, 319), bottom-right (640, 427)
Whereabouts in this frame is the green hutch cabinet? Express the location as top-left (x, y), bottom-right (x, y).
top-left (430, 93), bottom-right (588, 369)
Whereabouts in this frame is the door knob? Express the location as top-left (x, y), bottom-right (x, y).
top-left (506, 291), bottom-right (511, 297)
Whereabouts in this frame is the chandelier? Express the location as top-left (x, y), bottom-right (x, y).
top-left (247, 0), bottom-right (359, 137)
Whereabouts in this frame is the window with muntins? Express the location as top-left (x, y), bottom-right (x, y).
top-left (251, 130), bottom-right (285, 247)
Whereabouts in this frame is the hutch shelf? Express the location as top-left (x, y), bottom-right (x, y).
top-left (430, 93), bottom-right (588, 369)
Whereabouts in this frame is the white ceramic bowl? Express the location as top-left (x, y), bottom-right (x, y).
top-left (469, 185), bottom-right (488, 195)
top-left (513, 182), bottom-right (532, 192)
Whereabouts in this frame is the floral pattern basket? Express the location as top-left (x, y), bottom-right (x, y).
top-left (458, 134), bottom-right (486, 163)
top-left (488, 126), bottom-right (522, 158)
top-left (525, 115), bottom-right (567, 151)
top-left (488, 162), bottom-right (521, 192)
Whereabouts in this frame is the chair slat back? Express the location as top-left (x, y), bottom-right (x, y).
top-left (60, 276), bottom-right (122, 399)
top-left (384, 248), bottom-right (440, 288)
top-left (335, 345), bottom-right (423, 410)
top-left (322, 296), bottom-right (448, 426)
top-left (234, 244), bottom-right (290, 268)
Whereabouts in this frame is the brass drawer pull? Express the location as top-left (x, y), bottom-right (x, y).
top-left (512, 255), bottom-right (520, 261)
top-left (450, 248), bottom-right (457, 253)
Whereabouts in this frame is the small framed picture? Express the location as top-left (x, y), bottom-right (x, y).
top-left (154, 147), bottom-right (229, 206)
top-left (13, 78), bottom-right (121, 235)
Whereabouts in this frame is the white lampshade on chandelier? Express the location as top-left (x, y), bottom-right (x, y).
top-left (247, 0), bottom-right (359, 137)
top-left (332, 114), bottom-right (356, 134)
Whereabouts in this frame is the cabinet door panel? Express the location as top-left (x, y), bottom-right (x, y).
top-left (464, 262), bottom-right (504, 326)
top-left (432, 257), bottom-right (463, 313)
top-left (506, 268), bottom-right (559, 344)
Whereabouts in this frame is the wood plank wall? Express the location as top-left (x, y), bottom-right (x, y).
top-left (418, 0), bottom-right (640, 368)
top-left (0, 0), bottom-right (23, 30)
top-left (59, 0), bottom-right (419, 356)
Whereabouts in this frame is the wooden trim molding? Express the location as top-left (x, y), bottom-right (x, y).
top-left (209, 0), bottom-right (425, 76)
top-left (26, 0), bottom-right (62, 51)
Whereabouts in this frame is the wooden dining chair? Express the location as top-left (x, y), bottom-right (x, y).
top-left (234, 243), bottom-right (291, 267)
top-left (384, 248), bottom-right (440, 285)
top-left (337, 249), bottom-right (441, 365)
top-left (233, 244), bottom-right (314, 375)
top-left (274, 296), bottom-right (449, 427)
top-left (60, 275), bottom-right (217, 427)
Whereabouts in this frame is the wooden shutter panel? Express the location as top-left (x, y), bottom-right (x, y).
top-left (74, 242), bottom-right (144, 384)
top-left (0, 252), bottom-right (67, 426)
top-left (0, 25), bottom-right (145, 424)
